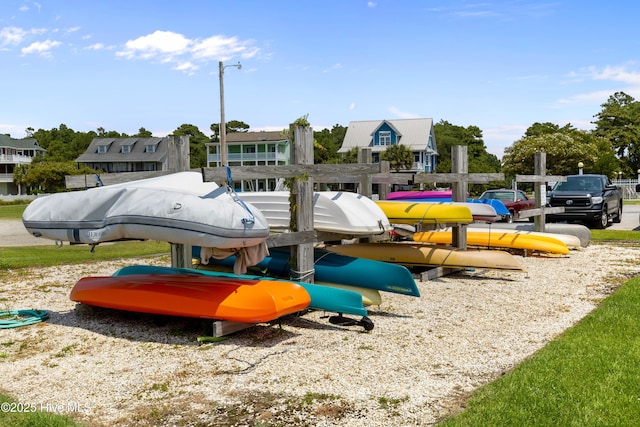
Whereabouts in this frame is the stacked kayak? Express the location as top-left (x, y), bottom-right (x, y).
top-left (197, 246), bottom-right (420, 298)
top-left (113, 265), bottom-right (369, 318)
top-left (413, 229), bottom-right (570, 255)
top-left (375, 201), bottom-right (473, 225)
top-left (326, 242), bottom-right (527, 272)
top-left (70, 273), bottom-right (310, 323)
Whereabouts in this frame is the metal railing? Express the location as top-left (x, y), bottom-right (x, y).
top-left (613, 179), bottom-right (638, 199)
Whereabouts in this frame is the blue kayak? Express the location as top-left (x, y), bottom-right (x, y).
top-left (196, 246), bottom-right (420, 297)
top-left (396, 197), bottom-right (510, 216)
top-left (113, 264), bottom-right (369, 318)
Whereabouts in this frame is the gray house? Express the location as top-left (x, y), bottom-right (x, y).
top-left (338, 118), bottom-right (438, 172)
top-left (75, 137), bottom-right (169, 173)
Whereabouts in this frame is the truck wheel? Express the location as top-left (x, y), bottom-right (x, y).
top-left (593, 205), bottom-right (609, 229)
top-left (612, 203), bottom-right (622, 223)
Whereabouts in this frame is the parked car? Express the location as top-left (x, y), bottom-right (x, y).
top-left (478, 189), bottom-right (536, 222)
top-left (546, 174), bottom-right (622, 229)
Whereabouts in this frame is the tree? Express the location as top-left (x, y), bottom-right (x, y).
top-left (172, 124), bottom-right (210, 168)
top-left (381, 144), bottom-right (413, 172)
top-left (134, 127), bottom-right (153, 138)
top-left (18, 161), bottom-right (97, 193)
top-left (592, 91), bottom-right (640, 174)
top-left (433, 120), bottom-right (502, 193)
top-left (313, 124), bottom-right (347, 164)
top-left (210, 120), bottom-right (250, 141)
top-left (502, 125), bottom-right (606, 177)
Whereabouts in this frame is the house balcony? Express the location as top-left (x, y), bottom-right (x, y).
top-left (0, 173), bottom-right (14, 182)
top-left (207, 151), bottom-right (289, 166)
top-left (0, 154), bottom-right (33, 165)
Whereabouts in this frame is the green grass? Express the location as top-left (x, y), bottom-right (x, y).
top-left (438, 275), bottom-right (640, 426)
top-left (0, 241), bottom-right (170, 270)
top-left (0, 395), bottom-right (83, 426)
top-left (0, 203), bottom-right (27, 220)
top-left (590, 229), bottom-right (640, 241)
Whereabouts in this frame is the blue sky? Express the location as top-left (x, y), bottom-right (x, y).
top-left (2, 0), bottom-right (640, 158)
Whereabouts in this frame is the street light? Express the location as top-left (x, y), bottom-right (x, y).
top-left (219, 61), bottom-right (241, 168)
top-left (578, 161), bottom-right (584, 175)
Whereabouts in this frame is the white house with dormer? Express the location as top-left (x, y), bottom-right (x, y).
top-left (338, 118), bottom-right (438, 172)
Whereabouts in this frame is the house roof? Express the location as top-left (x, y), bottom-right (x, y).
top-left (75, 137), bottom-right (167, 163)
top-left (0, 134), bottom-right (45, 151)
top-left (339, 118), bottom-right (435, 153)
top-left (214, 131), bottom-right (287, 144)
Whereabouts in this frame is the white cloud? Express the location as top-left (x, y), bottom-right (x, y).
top-left (388, 106), bottom-right (420, 119)
top-left (116, 30), bottom-right (258, 74)
top-left (21, 39), bottom-right (61, 57)
top-left (323, 63), bottom-right (342, 73)
top-left (84, 43), bottom-right (108, 51)
top-left (117, 30), bottom-right (192, 60)
top-left (349, 102), bottom-right (356, 111)
top-left (367, 2), bottom-right (377, 7)
top-left (174, 61), bottom-right (198, 74)
top-left (0, 27), bottom-right (28, 46)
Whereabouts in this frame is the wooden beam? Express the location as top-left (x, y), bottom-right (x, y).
top-left (414, 172), bottom-right (504, 184)
top-left (202, 164), bottom-right (380, 183)
top-left (516, 174), bottom-right (566, 183)
top-left (65, 170), bottom-right (182, 189)
top-left (266, 231), bottom-right (316, 248)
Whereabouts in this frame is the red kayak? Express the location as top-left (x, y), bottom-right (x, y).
top-left (70, 274), bottom-right (311, 323)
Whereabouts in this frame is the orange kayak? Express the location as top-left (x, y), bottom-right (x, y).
top-left (70, 274), bottom-right (311, 323)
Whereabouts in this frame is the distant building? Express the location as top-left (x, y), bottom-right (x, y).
top-left (0, 134), bottom-right (46, 195)
top-left (206, 131), bottom-right (290, 191)
top-left (338, 118), bottom-right (438, 172)
top-left (75, 137), bottom-right (169, 173)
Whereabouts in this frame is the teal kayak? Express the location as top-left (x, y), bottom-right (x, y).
top-left (113, 264), bottom-right (369, 318)
top-left (197, 246), bottom-right (420, 297)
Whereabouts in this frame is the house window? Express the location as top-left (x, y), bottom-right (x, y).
top-left (244, 146), bottom-right (256, 153)
top-left (97, 145), bottom-right (108, 154)
top-left (379, 131), bottom-right (391, 146)
top-left (145, 144), bottom-right (156, 153)
top-left (121, 145), bottom-right (131, 154)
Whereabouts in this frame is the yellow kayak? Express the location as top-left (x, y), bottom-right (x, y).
top-left (375, 201), bottom-right (473, 225)
top-left (327, 242), bottom-right (527, 272)
top-left (413, 230), bottom-right (570, 255)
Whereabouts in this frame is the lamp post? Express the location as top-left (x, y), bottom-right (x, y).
top-left (578, 161), bottom-right (584, 175)
top-left (219, 61), bottom-right (241, 167)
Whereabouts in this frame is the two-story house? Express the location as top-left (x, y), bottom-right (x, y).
top-left (0, 134), bottom-right (46, 195)
top-left (75, 137), bottom-right (169, 173)
top-left (338, 118), bottom-right (438, 172)
top-left (206, 131), bottom-right (290, 192)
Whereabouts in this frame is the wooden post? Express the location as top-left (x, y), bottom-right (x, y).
top-left (413, 146), bottom-right (504, 249)
top-left (378, 160), bottom-right (390, 200)
top-left (167, 135), bottom-right (192, 269)
top-left (358, 147), bottom-right (373, 197)
top-left (515, 152), bottom-right (566, 232)
top-left (534, 153), bottom-right (546, 233)
top-left (450, 146), bottom-right (468, 249)
top-left (290, 125), bottom-right (315, 283)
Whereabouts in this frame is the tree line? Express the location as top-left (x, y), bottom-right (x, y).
top-left (8, 91), bottom-right (640, 193)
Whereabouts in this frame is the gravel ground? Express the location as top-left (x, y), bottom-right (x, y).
top-left (2, 242), bottom-right (640, 426)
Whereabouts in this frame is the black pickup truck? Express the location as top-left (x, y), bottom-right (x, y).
top-left (546, 174), bottom-right (623, 229)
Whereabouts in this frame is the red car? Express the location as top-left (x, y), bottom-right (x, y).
top-left (479, 189), bottom-right (536, 222)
